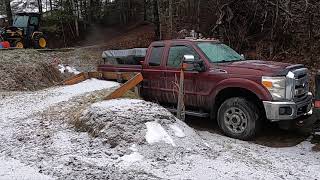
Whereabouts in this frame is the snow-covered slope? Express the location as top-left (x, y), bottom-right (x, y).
top-left (0, 81), bottom-right (319, 179)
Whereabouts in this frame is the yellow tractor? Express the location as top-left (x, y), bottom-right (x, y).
top-left (0, 12), bottom-right (47, 48)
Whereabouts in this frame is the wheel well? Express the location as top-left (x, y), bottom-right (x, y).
top-left (213, 87), bottom-right (265, 119)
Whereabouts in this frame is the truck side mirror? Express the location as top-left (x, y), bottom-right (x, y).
top-left (183, 55), bottom-right (195, 63)
top-left (182, 55), bottom-right (205, 72)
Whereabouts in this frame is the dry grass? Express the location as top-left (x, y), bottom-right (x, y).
top-left (0, 50), bottom-right (63, 91)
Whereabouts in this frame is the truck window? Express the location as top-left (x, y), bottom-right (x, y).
top-left (167, 46), bottom-right (199, 68)
top-left (149, 46), bottom-right (164, 66)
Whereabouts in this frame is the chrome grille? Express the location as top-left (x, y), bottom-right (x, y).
top-left (292, 68), bottom-right (308, 101)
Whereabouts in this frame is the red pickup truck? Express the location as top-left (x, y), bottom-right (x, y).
top-left (98, 39), bottom-right (313, 140)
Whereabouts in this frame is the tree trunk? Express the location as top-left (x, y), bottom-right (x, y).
top-left (169, 0), bottom-right (173, 38)
top-left (144, 0), bottom-right (147, 21)
top-left (4, 0), bottom-right (12, 25)
top-left (37, 0), bottom-right (43, 14)
top-left (70, 0), bottom-right (80, 37)
top-left (156, 0), bottom-right (162, 40)
top-left (197, 0), bottom-right (201, 32)
top-left (153, 0), bottom-right (161, 40)
top-left (49, 0), bottom-right (53, 10)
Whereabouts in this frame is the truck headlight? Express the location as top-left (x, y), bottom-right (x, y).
top-left (262, 76), bottom-right (286, 100)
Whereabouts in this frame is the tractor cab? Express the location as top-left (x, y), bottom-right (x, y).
top-left (13, 13), bottom-right (40, 38)
top-left (1, 12), bottom-right (47, 48)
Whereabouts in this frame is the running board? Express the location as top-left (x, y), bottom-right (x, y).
top-left (166, 108), bottom-right (209, 118)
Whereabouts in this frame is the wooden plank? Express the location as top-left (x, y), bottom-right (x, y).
top-left (62, 71), bottom-right (139, 86)
top-left (105, 73), bottom-right (143, 100)
top-left (63, 72), bottom-right (89, 85)
top-left (98, 72), bottom-right (137, 81)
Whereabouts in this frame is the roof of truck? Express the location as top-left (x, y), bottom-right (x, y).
top-left (151, 38), bottom-right (221, 46)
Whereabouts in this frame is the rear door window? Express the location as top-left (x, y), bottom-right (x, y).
top-left (149, 46), bottom-right (164, 66)
top-left (167, 46), bottom-right (199, 68)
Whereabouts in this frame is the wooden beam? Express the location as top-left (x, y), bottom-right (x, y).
top-left (63, 72), bottom-right (89, 85)
top-left (62, 71), bottom-right (139, 85)
top-left (105, 73), bottom-right (143, 100)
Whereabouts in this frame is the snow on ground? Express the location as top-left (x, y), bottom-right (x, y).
top-left (0, 156), bottom-right (53, 180)
top-left (0, 78), bottom-right (118, 120)
top-left (0, 79), bottom-right (119, 179)
top-left (145, 122), bottom-right (176, 146)
top-left (58, 64), bottom-right (81, 75)
top-left (0, 81), bottom-right (319, 179)
top-left (80, 99), bottom-right (320, 180)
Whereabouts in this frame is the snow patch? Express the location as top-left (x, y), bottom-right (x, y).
top-left (58, 64), bottom-right (81, 75)
top-left (91, 99), bottom-right (144, 111)
top-left (145, 122), bottom-right (176, 146)
top-left (129, 144), bottom-right (138, 152)
top-left (121, 152), bottom-right (144, 165)
top-left (0, 79), bottom-right (119, 124)
top-left (170, 124), bottom-right (186, 138)
top-left (0, 156), bottom-right (53, 180)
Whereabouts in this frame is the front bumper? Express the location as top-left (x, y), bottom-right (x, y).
top-left (263, 94), bottom-right (313, 121)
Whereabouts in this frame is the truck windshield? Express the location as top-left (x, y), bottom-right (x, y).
top-left (13, 15), bottom-right (29, 28)
top-left (197, 42), bottom-right (244, 63)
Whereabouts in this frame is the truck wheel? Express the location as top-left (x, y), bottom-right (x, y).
top-left (217, 97), bottom-right (261, 140)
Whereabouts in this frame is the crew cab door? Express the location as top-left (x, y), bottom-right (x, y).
top-left (164, 43), bottom-right (201, 107)
top-left (141, 45), bottom-right (167, 103)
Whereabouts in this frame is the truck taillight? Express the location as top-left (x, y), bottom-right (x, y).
top-left (315, 100), bottom-right (320, 108)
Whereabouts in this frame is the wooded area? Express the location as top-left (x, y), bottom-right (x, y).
top-left (1, 0), bottom-right (319, 64)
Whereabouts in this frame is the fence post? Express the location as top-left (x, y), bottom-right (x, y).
top-left (177, 64), bottom-right (185, 121)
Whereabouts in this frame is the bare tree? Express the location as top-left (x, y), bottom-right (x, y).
top-left (4, 0), bottom-right (12, 25)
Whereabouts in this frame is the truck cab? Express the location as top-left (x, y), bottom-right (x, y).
top-left (98, 39), bottom-right (313, 140)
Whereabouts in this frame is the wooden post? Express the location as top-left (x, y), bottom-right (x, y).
top-left (177, 66), bottom-right (185, 121)
top-left (105, 73), bottom-right (143, 100)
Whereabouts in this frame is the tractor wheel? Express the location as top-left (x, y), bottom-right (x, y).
top-left (33, 34), bottom-right (47, 49)
top-left (14, 41), bottom-right (24, 48)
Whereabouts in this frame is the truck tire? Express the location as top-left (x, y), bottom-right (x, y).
top-left (217, 97), bottom-right (261, 140)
